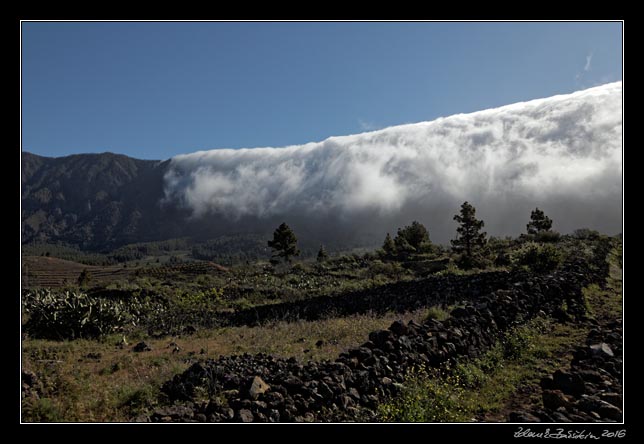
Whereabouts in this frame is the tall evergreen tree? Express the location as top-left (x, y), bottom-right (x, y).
top-left (451, 201), bottom-right (487, 258)
top-left (382, 233), bottom-right (396, 258)
top-left (526, 207), bottom-right (553, 234)
top-left (267, 222), bottom-right (300, 263)
top-left (316, 244), bottom-right (329, 262)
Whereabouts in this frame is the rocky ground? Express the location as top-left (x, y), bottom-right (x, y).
top-left (142, 252), bottom-right (610, 423)
top-left (510, 318), bottom-right (622, 423)
top-left (21, 238), bottom-right (620, 423)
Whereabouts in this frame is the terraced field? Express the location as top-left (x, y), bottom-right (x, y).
top-left (22, 256), bottom-right (133, 288)
top-left (21, 256), bottom-right (228, 288)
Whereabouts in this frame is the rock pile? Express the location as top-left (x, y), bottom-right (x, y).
top-left (148, 256), bottom-right (606, 423)
top-left (510, 319), bottom-right (622, 422)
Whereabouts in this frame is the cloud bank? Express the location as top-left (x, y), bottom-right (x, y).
top-left (164, 82), bottom-right (622, 244)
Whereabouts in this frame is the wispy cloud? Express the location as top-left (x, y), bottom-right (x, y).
top-left (576, 51), bottom-right (594, 82)
top-left (164, 82), bottom-right (622, 242)
top-left (358, 118), bottom-right (378, 131)
top-left (584, 52), bottom-right (593, 72)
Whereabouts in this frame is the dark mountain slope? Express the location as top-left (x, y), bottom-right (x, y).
top-left (21, 152), bottom-right (172, 249)
top-left (21, 151), bottom-right (393, 253)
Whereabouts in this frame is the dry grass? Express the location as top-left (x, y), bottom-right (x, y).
top-left (22, 256), bottom-right (133, 288)
top-left (22, 309), bottom-right (429, 422)
top-left (192, 309), bottom-right (429, 361)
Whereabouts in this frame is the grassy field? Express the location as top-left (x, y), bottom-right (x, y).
top-left (22, 310), bottom-right (429, 421)
top-left (21, 234), bottom-right (621, 422)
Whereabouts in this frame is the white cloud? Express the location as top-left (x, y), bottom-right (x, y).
top-left (584, 52), bottom-right (593, 72)
top-left (358, 118), bottom-right (378, 131)
top-left (164, 82), bottom-right (622, 243)
top-left (576, 52), bottom-right (595, 82)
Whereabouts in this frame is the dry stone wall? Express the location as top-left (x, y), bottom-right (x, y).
top-left (148, 241), bottom-right (613, 423)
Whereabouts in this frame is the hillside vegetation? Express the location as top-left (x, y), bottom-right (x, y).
top-left (21, 229), bottom-right (622, 423)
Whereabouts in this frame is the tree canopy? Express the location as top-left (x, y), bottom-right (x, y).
top-left (451, 201), bottom-right (487, 260)
top-left (396, 221), bottom-right (431, 252)
top-left (382, 233), bottom-right (396, 258)
top-left (526, 208), bottom-right (553, 234)
top-left (316, 244), bottom-right (329, 262)
top-left (380, 221), bottom-right (432, 259)
top-left (267, 222), bottom-right (300, 263)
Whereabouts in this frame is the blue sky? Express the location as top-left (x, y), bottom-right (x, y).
top-left (21, 21), bottom-right (622, 160)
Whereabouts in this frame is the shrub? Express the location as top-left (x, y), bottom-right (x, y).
top-left (455, 254), bottom-right (490, 270)
top-left (494, 251), bottom-right (511, 267)
top-left (174, 287), bottom-right (224, 310)
top-left (511, 242), bottom-right (563, 273)
top-left (23, 290), bottom-right (135, 339)
top-left (23, 398), bottom-right (62, 422)
top-left (118, 384), bottom-right (159, 416)
top-left (368, 260), bottom-right (405, 279)
top-left (377, 365), bottom-right (467, 422)
top-left (435, 262), bottom-right (468, 276)
top-left (425, 306), bottom-right (450, 321)
top-left (572, 228), bottom-right (601, 240)
top-left (535, 230), bottom-right (561, 243)
top-left (230, 298), bottom-right (253, 312)
top-left (291, 263), bottom-right (305, 274)
top-left (77, 268), bottom-right (92, 288)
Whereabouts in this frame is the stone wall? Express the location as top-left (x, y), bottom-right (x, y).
top-left (510, 320), bottom-right (622, 422)
top-left (149, 245), bottom-right (611, 423)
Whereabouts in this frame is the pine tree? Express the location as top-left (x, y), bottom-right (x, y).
top-left (526, 207), bottom-right (553, 234)
top-left (451, 201), bottom-right (487, 259)
top-left (317, 244), bottom-right (329, 262)
top-left (267, 222), bottom-right (301, 263)
top-left (394, 233), bottom-right (415, 256)
top-left (382, 233), bottom-right (396, 258)
top-left (395, 221), bottom-right (431, 252)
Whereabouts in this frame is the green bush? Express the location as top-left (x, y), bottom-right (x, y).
top-left (455, 254), bottom-right (490, 270)
top-left (435, 262), bottom-right (468, 276)
top-left (368, 260), bottom-right (405, 279)
top-left (174, 287), bottom-right (224, 310)
top-left (425, 306), bottom-right (450, 321)
top-left (23, 290), bottom-right (141, 339)
top-left (291, 263), bottom-right (306, 274)
top-left (377, 365), bottom-right (467, 422)
top-left (534, 230), bottom-right (561, 243)
top-left (502, 329), bottom-right (532, 360)
top-left (230, 298), bottom-right (254, 312)
top-left (572, 228), bottom-right (601, 240)
top-left (511, 242), bottom-right (563, 273)
top-left (23, 398), bottom-right (62, 422)
top-left (118, 384), bottom-right (159, 416)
